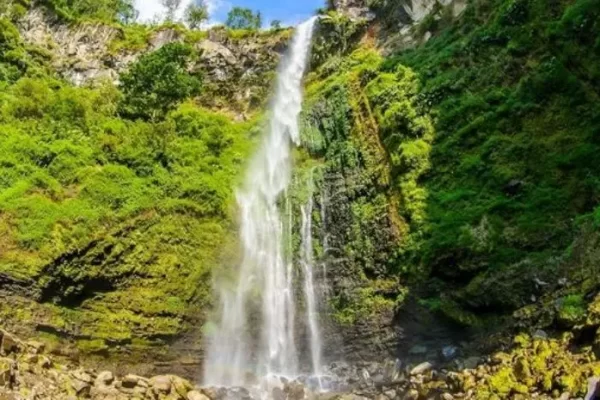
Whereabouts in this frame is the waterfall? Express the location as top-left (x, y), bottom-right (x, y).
top-left (300, 171), bottom-right (323, 382)
top-left (204, 17), bottom-right (318, 387)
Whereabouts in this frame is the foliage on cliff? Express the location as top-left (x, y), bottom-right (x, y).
top-left (0, 12), bottom-right (257, 357)
top-left (304, 0), bottom-right (600, 335)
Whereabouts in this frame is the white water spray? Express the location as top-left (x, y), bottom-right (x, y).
top-left (204, 17), bottom-right (319, 387)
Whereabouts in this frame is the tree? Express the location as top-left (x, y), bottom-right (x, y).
top-left (225, 7), bottom-right (261, 30)
top-left (270, 20), bottom-right (282, 30)
top-left (119, 43), bottom-right (202, 121)
top-left (160, 0), bottom-right (182, 21)
top-left (184, 0), bottom-right (209, 29)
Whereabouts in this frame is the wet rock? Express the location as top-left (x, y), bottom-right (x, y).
top-left (188, 390), bottom-right (211, 400)
top-left (442, 346), bottom-right (459, 361)
top-left (285, 380), bottom-right (307, 400)
top-left (272, 386), bottom-right (286, 400)
top-left (201, 386), bottom-right (228, 400)
top-left (410, 362), bottom-right (433, 376)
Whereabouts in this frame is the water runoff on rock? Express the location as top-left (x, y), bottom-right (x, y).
top-left (203, 17), bottom-right (324, 391)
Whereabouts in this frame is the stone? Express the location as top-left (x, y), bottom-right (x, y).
top-left (382, 359), bottom-right (402, 382)
top-left (172, 375), bottom-right (193, 397)
top-left (0, 331), bottom-right (21, 355)
top-left (584, 377), bottom-right (600, 400)
top-left (96, 370), bottom-right (114, 385)
top-left (150, 375), bottom-right (172, 393)
top-left (463, 357), bottom-right (480, 370)
top-left (71, 369), bottom-right (93, 383)
top-left (22, 353), bottom-right (39, 364)
top-left (384, 389), bottom-right (397, 399)
top-left (533, 330), bottom-right (549, 340)
top-left (441, 394), bottom-right (454, 400)
top-left (410, 362), bottom-right (433, 376)
top-left (285, 381), bottom-right (307, 400)
top-left (406, 389), bottom-right (419, 400)
top-left (442, 346), bottom-right (459, 360)
top-left (0, 358), bottom-right (16, 387)
top-left (188, 391), bottom-right (210, 400)
top-left (71, 378), bottom-right (91, 395)
top-left (26, 341), bottom-right (45, 354)
top-left (39, 356), bottom-right (52, 369)
top-left (121, 374), bottom-right (145, 388)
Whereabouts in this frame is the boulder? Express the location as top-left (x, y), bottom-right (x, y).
top-left (0, 331), bottom-right (21, 355)
top-left (585, 377), bottom-right (600, 400)
top-left (150, 375), bottom-right (173, 393)
top-left (172, 375), bottom-right (193, 397)
top-left (25, 341), bottom-right (45, 354)
top-left (71, 378), bottom-right (91, 396)
top-left (95, 370), bottom-right (114, 386)
top-left (0, 358), bottom-right (16, 387)
top-left (441, 346), bottom-right (459, 361)
top-left (71, 369), bottom-right (94, 384)
top-left (462, 357), bottom-right (480, 370)
top-left (121, 373), bottom-right (147, 389)
top-left (410, 362), bottom-right (433, 376)
top-left (285, 380), bottom-right (307, 400)
top-left (38, 356), bottom-right (52, 369)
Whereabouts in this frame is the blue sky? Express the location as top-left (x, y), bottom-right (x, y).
top-left (135, 0), bottom-right (325, 26)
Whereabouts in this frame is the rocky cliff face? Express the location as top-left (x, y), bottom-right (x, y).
top-left (18, 9), bottom-right (289, 114)
top-left (331, 0), bottom-right (468, 52)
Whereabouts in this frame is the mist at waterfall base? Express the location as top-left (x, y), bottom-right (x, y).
top-left (203, 17), bottom-right (325, 392)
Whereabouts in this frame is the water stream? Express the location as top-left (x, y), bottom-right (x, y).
top-left (203, 17), bottom-right (320, 389)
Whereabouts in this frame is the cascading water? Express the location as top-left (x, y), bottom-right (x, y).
top-left (300, 170), bottom-right (323, 383)
top-left (204, 17), bottom-right (319, 388)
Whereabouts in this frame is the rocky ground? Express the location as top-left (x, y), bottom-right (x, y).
top-left (1, 326), bottom-right (600, 400)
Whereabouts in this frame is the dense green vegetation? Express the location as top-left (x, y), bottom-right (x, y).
top-left (43, 0), bottom-right (137, 23)
top-left (0, 8), bottom-right (257, 356)
top-left (304, 0), bottom-right (600, 331)
top-left (394, 0), bottom-right (600, 317)
top-left (2, 0), bottom-right (600, 383)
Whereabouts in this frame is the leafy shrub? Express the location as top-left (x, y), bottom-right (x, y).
top-left (119, 43), bottom-right (202, 121)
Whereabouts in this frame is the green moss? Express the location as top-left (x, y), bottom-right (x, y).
top-left (557, 294), bottom-right (587, 326)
